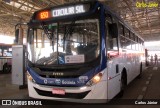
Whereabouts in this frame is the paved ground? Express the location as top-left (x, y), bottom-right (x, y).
top-left (0, 64), bottom-right (160, 108)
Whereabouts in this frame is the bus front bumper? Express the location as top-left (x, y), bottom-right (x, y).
top-left (28, 79), bottom-right (107, 103)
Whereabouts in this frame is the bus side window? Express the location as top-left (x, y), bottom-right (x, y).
top-left (119, 23), bottom-right (124, 36)
top-left (0, 49), bottom-right (2, 56)
top-left (123, 38), bottom-right (130, 49)
top-left (119, 23), bottom-right (125, 49)
top-left (108, 23), bottom-right (118, 50)
top-left (125, 28), bottom-right (130, 38)
top-left (130, 32), bottom-right (133, 41)
top-left (120, 36), bottom-right (126, 49)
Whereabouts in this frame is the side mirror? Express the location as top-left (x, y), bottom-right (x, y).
top-left (109, 23), bottom-right (118, 38)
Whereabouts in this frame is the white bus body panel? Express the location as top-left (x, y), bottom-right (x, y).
top-left (107, 57), bottom-right (121, 99)
top-left (107, 51), bottom-right (143, 99)
top-left (28, 69), bottom-right (108, 103)
top-left (27, 51), bottom-right (144, 102)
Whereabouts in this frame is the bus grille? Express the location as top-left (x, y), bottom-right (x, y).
top-left (39, 74), bottom-right (80, 78)
top-left (34, 87), bottom-right (90, 99)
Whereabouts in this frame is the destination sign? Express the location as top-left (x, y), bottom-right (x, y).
top-left (52, 5), bottom-right (85, 17)
top-left (37, 4), bottom-right (90, 20)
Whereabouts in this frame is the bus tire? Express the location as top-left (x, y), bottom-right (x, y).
top-left (137, 63), bottom-right (142, 79)
top-left (3, 63), bottom-right (11, 73)
top-left (118, 71), bottom-right (127, 98)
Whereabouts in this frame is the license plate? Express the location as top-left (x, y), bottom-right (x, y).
top-left (52, 88), bottom-right (65, 95)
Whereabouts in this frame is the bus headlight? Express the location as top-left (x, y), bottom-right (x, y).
top-left (27, 72), bottom-right (33, 81)
top-left (27, 72), bottom-right (35, 82)
top-left (86, 72), bottom-right (103, 86)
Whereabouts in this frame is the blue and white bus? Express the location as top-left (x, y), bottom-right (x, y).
top-left (26, 1), bottom-right (145, 103)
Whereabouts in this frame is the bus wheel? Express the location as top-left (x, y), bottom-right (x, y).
top-left (3, 63), bottom-right (11, 73)
top-left (138, 64), bottom-right (142, 79)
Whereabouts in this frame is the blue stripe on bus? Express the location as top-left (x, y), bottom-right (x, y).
top-left (27, 65), bottom-right (102, 87)
top-left (100, 4), bottom-right (107, 70)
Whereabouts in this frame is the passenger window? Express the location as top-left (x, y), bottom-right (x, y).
top-left (132, 41), bottom-right (136, 50)
top-left (0, 49), bottom-right (2, 56)
top-left (120, 36), bottom-right (126, 49)
top-left (133, 34), bottom-right (135, 41)
top-left (119, 23), bottom-right (124, 36)
top-left (130, 32), bottom-right (134, 41)
top-left (125, 28), bottom-right (130, 38)
top-left (135, 36), bottom-right (138, 42)
top-left (136, 42), bottom-right (138, 51)
top-left (124, 39), bottom-right (131, 49)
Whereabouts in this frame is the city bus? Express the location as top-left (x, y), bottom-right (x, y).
top-left (0, 43), bottom-right (12, 73)
top-left (26, 1), bottom-right (145, 103)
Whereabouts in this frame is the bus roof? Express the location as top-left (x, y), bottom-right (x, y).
top-left (28, 0), bottom-right (143, 41)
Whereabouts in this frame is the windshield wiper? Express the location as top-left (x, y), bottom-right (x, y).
top-left (41, 22), bottom-right (53, 40)
top-left (41, 22), bottom-right (55, 52)
top-left (63, 21), bottom-right (75, 51)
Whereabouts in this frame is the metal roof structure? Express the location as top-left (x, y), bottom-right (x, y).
top-left (102, 0), bottom-right (160, 42)
top-left (0, 0), bottom-right (160, 42)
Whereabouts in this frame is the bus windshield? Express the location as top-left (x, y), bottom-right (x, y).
top-left (27, 18), bottom-right (100, 65)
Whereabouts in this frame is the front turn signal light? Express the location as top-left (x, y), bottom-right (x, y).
top-left (27, 72), bottom-right (33, 81)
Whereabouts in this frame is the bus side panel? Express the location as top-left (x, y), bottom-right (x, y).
top-left (89, 68), bottom-right (108, 99)
top-left (107, 57), bottom-right (121, 99)
top-left (128, 51), bottom-right (144, 83)
top-left (141, 51), bottom-right (146, 72)
top-left (120, 51), bottom-right (132, 84)
top-left (127, 51), bottom-right (138, 83)
top-left (0, 59), bottom-right (2, 71)
top-left (121, 51), bottom-right (143, 85)
top-left (134, 52), bottom-right (142, 77)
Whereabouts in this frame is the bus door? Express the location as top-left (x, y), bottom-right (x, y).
top-left (105, 14), bottom-right (120, 99)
